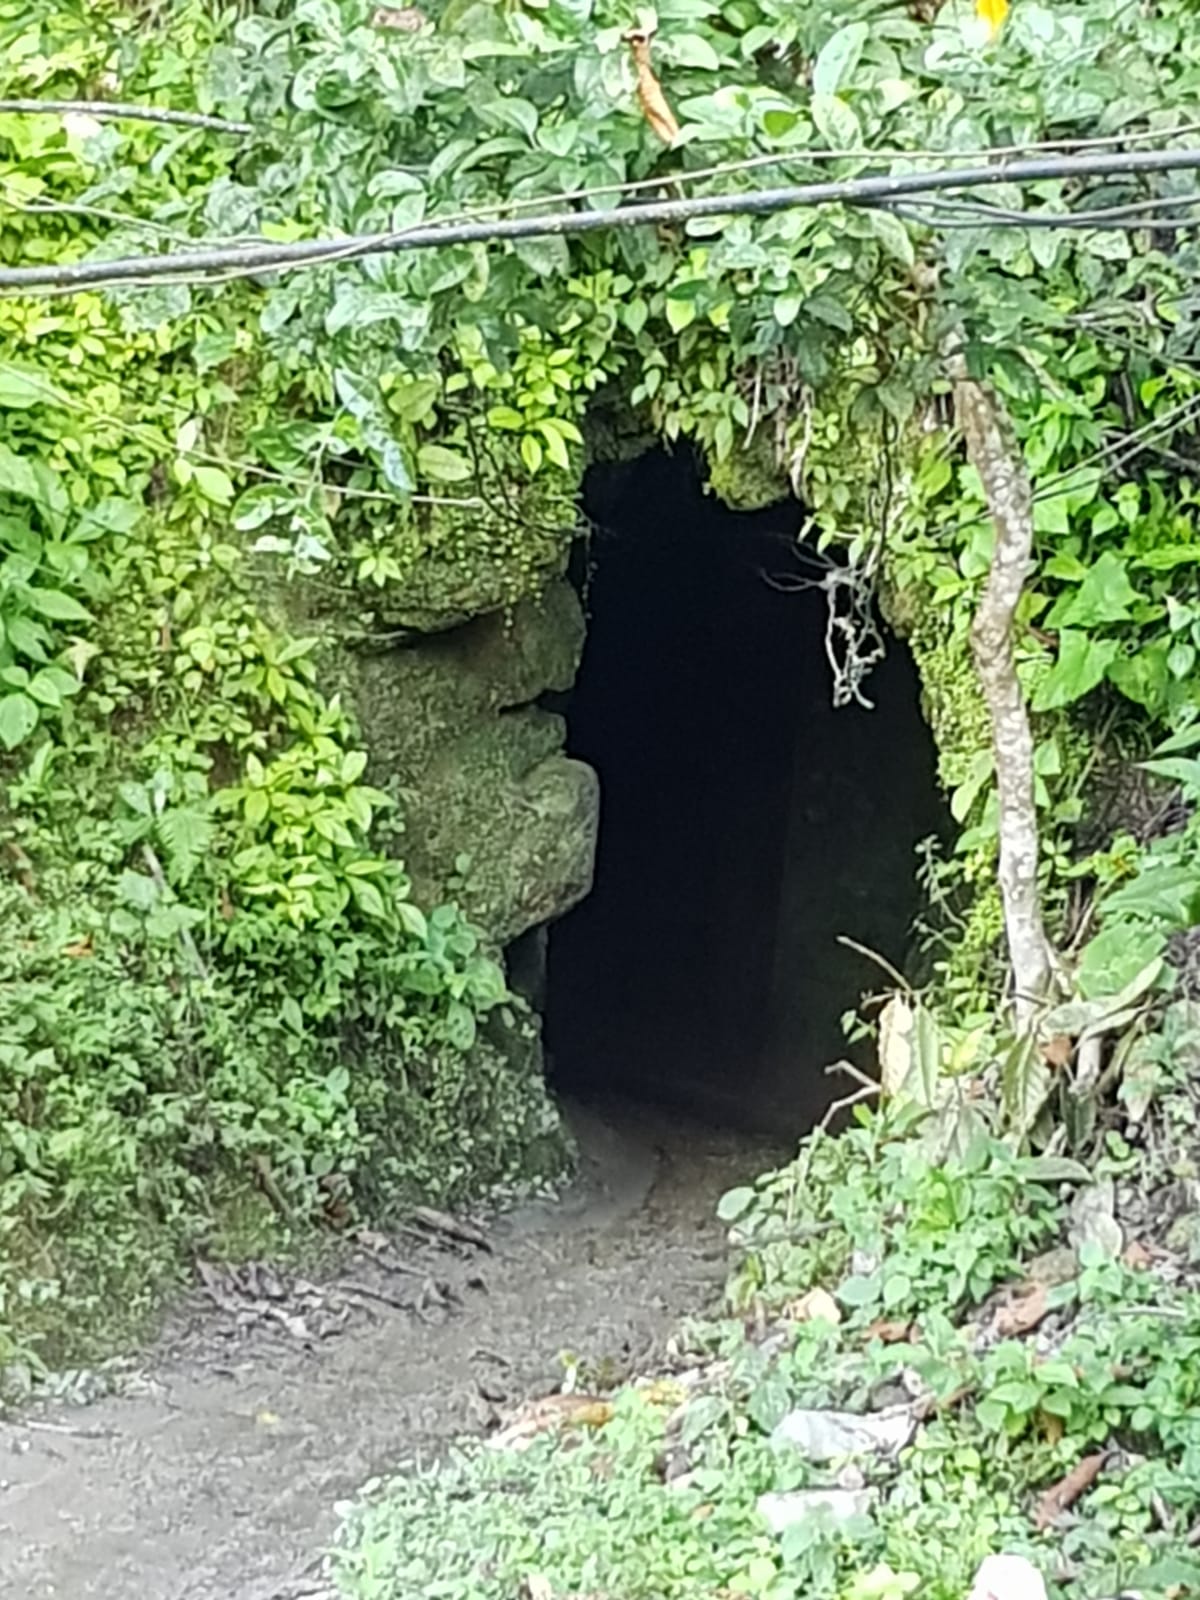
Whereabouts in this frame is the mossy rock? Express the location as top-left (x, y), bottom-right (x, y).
top-left (346, 580), bottom-right (599, 945)
top-left (705, 433), bottom-right (789, 512)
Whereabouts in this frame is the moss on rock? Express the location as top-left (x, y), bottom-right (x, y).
top-left (705, 432), bottom-right (789, 512)
top-left (346, 579), bottom-right (599, 944)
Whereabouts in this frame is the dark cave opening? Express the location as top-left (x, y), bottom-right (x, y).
top-left (544, 449), bottom-right (945, 1135)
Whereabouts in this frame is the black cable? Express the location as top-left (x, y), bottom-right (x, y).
top-left (4, 145), bottom-right (1200, 293)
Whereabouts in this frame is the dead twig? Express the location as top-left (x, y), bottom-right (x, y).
top-left (1034, 1451), bottom-right (1109, 1530)
top-left (411, 1206), bottom-right (492, 1253)
top-left (3, 1414), bottom-right (118, 1440)
top-left (342, 1280), bottom-right (413, 1313)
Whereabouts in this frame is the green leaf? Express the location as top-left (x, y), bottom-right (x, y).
top-left (243, 788), bottom-right (269, 827)
top-left (1140, 755), bottom-right (1200, 794)
top-left (773, 293), bottom-right (801, 327)
top-left (478, 96), bottom-right (537, 139)
top-left (117, 869), bottom-right (159, 911)
top-left (811, 21), bottom-right (868, 97)
top-left (761, 107), bottom-right (799, 141)
top-left (341, 749), bottom-right (368, 785)
top-left (1153, 722), bottom-right (1200, 756)
top-left (1014, 1155), bottom-right (1091, 1184)
top-left (350, 877), bottom-right (386, 919)
top-left (192, 465), bottom-right (236, 506)
top-left (1107, 641), bottom-right (1170, 713)
top-left (535, 419), bottom-right (571, 469)
top-left (464, 954), bottom-right (507, 1005)
top-left (672, 32), bottom-right (721, 70)
top-left (0, 441), bottom-right (44, 503)
top-left (747, 1368), bottom-right (790, 1433)
top-left (0, 364), bottom-right (58, 409)
top-left (1031, 630), bottom-right (1118, 711)
top-left (863, 209), bottom-right (914, 269)
top-left (397, 900), bottom-right (429, 940)
top-left (1077, 925), bottom-right (1169, 999)
top-left (158, 805), bottom-right (215, 888)
top-left (716, 1185), bottom-right (755, 1223)
top-left (837, 1272), bottom-right (881, 1308)
top-left (7, 613), bottom-right (50, 661)
top-left (665, 297), bottom-right (697, 333)
top-left (1046, 551), bottom-right (1140, 627)
top-left (27, 665), bottom-right (78, 707)
top-left (0, 691), bottom-right (38, 749)
top-left (1103, 864), bottom-right (1200, 929)
top-left (514, 233), bottom-right (570, 278)
top-left (810, 93), bottom-right (861, 149)
top-left (367, 170), bottom-right (427, 230)
top-left (416, 444), bottom-right (472, 484)
top-left (25, 588), bottom-right (91, 624)
top-left (445, 998), bottom-right (477, 1050)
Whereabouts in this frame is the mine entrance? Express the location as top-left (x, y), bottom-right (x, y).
top-left (545, 449), bottom-right (944, 1134)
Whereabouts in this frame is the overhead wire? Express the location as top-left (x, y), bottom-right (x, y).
top-left (4, 146), bottom-right (1200, 295)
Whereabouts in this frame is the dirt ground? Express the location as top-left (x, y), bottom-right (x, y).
top-left (0, 1096), bottom-right (787, 1600)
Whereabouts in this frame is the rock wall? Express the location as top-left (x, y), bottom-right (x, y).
top-left (346, 577), bottom-right (599, 965)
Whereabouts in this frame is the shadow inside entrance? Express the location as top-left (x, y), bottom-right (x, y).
top-left (545, 449), bottom-right (944, 1135)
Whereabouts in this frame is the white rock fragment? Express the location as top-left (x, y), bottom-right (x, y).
top-left (771, 1405), bottom-right (916, 1462)
top-left (757, 1487), bottom-right (876, 1532)
top-left (967, 1554), bottom-right (1049, 1600)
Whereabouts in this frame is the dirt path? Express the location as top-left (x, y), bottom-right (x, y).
top-left (1, 1097), bottom-right (785, 1600)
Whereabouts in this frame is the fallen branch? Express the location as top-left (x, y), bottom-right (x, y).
top-left (1034, 1450), bottom-right (1108, 1529)
top-left (411, 1205), bottom-right (492, 1253)
top-left (341, 1280), bottom-right (413, 1313)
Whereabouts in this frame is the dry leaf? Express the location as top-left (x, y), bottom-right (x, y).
top-left (489, 1393), bottom-right (614, 1451)
top-left (62, 937), bottom-right (93, 958)
top-left (372, 5), bottom-right (426, 28)
top-left (1033, 1451), bottom-right (1106, 1530)
top-left (993, 1282), bottom-right (1049, 1339)
top-left (624, 29), bottom-right (680, 144)
top-left (1039, 1034), bottom-right (1073, 1069)
top-left (1038, 1410), bottom-right (1064, 1446)
top-left (638, 1377), bottom-right (687, 1408)
top-left (784, 1287), bottom-right (842, 1326)
top-left (1122, 1238), bottom-right (1152, 1270)
top-left (975, 0), bottom-right (1009, 37)
top-left (878, 994), bottom-right (915, 1098)
top-left (863, 1317), bottom-right (913, 1345)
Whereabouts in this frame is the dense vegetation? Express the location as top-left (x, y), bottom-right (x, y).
top-left (334, 1088), bottom-right (1200, 1599)
top-left (3, 0), bottom-right (1200, 1416)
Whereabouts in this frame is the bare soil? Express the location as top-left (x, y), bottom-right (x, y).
top-left (0, 1096), bottom-right (785, 1600)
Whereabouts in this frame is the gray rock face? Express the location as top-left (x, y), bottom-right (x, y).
top-left (346, 580), bottom-right (599, 946)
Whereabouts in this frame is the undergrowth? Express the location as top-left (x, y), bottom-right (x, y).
top-left (332, 1079), bottom-right (1200, 1600)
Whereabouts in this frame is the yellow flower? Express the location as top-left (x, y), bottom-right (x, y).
top-left (977, 0), bottom-right (1009, 38)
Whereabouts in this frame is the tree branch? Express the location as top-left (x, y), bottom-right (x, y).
top-left (950, 359), bottom-right (1056, 1031)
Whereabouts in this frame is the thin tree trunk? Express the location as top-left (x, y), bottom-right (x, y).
top-left (950, 359), bottom-right (1055, 1031)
